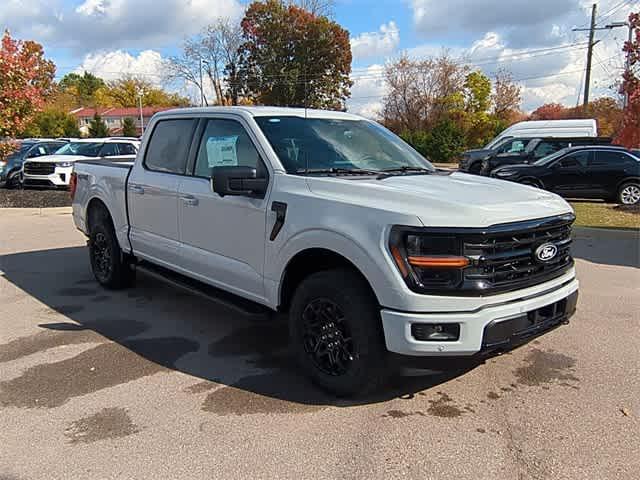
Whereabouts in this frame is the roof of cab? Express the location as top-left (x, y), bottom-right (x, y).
top-left (154, 106), bottom-right (364, 121)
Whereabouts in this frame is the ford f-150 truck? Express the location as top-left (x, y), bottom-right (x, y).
top-left (71, 107), bottom-right (579, 396)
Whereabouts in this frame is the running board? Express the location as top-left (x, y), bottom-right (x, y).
top-left (135, 261), bottom-right (273, 320)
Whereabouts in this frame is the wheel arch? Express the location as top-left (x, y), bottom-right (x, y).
top-left (278, 247), bottom-right (380, 312)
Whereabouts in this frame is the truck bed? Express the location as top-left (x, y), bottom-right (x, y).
top-left (72, 158), bottom-right (134, 253)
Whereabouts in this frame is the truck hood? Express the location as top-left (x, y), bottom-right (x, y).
top-left (462, 148), bottom-right (494, 160)
top-left (25, 154), bottom-right (90, 163)
top-left (306, 171), bottom-right (572, 228)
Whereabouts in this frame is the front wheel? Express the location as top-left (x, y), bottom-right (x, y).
top-left (289, 268), bottom-right (388, 397)
top-left (618, 181), bottom-right (640, 205)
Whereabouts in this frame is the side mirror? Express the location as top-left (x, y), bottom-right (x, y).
top-left (211, 166), bottom-right (267, 197)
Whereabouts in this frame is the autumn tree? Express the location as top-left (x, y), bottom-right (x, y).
top-left (614, 11), bottom-right (640, 148)
top-left (237, 0), bottom-right (352, 109)
top-left (0, 31), bottom-right (55, 158)
top-left (95, 77), bottom-right (190, 108)
top-left (121, 117), bottom-right (137, 137)
top-left (492, 68), bottom-right (522, 125)
top-left (382, 54), bottom-right (469, 132)
top-left (88, 113), bottom-right (109, 137)
top-left (530, 103), bottom-right (567, 120)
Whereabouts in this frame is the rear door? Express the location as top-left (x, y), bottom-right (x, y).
top-left (177, 116), bottom-right (271, 303)
top-left (127, 118), bottom-right (197, 268)
top-left (547, 150), bottom-right (591, 196)
top-left (587, 150), bottom-right (636, 197)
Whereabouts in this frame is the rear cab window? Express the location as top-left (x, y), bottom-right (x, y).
top-left (144, 119), bottom-right (196, 174)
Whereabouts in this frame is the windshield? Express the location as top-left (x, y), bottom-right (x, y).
top-left (533, 148), bottom-right (570, 166)
top-left (254, 116), bottom-right (435, 174)
top-left (54, 142), bottom-right (103, 157)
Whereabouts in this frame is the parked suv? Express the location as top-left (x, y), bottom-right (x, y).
top-left (71, 107), bottom-right (579, 396)
top-left (459, 137), bottom-right (611, 175)
top-left (22, 138), bottom-right (139, 188)
top-left (0, 139), bottom-right (67, 188)
top-left (490, 146), bottom-right (640, 204)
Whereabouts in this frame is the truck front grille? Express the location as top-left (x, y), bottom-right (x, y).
top-left (462, 214), bottom-right (574, 293)
top-left (24, 162), bottom-right (55, 175)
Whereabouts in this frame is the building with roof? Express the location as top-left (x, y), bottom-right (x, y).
top-left (70, 107), bottom-right (176, 136)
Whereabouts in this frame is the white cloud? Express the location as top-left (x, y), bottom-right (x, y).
top-left (1, 0), bottom-right (245, 53)
top-left (347, 64), bottom-right (386, 118)
top-left (76, 50), bottom-right (166, 85)
top-left (350, 22), bottom-right (400, 61)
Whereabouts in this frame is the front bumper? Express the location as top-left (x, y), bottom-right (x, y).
top-left (23, 166), bottom-right (73, 188)
top-left (381, 277), bottom-right (578, 356)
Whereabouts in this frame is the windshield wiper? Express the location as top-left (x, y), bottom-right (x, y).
top-left (376, 165), bottom-right (433, 179)
top-left (296, 167), bottom-right (380, 176)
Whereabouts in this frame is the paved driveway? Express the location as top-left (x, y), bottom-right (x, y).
top-left (0, 208), bottom-right (638, 479)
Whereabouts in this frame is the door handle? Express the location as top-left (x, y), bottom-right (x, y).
top-left (129, 184), bottom-right (145, 194)
top-left (180, 194), bottom-right (199, 206)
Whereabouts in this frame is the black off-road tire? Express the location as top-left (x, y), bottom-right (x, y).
top-left (289, 268), bottom-right (389, 397)
top-left (88, 208), bottom-right (135, 289)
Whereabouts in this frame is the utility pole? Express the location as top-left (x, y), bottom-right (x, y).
top-left (584, 4), bottom-right (597, 108)
top-left (137, 88), bottom-right (145, 135)
top-left (199, 58), bottom-right (205, 107)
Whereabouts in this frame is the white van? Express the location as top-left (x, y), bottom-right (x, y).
top-left (485, 119), bottom-right (597, 149)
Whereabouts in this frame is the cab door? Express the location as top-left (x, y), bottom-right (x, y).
top-left (177, 116), bottom-right (271, 303)
top-left (127, 118), bottom-right (197, 268)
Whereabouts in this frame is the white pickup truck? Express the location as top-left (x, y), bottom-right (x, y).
top-left (71, 107), bottom-right (579, 396)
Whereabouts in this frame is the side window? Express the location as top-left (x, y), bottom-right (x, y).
top-left (99, 143), bottom-right (119, 157)
top-left (534, 141), bottom-right (566, 158)
top-left (193, 119), bottom-right (263, 178)
top-left (117, 143), bottom-right (137, 155)
top-left (590, 151), bottom-right (630, 167)
top-left (144, 119), bottom-right (195, 174)
top-left (558, 151), bottom-right (590, 168)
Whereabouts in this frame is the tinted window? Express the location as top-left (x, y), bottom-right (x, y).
top-left (590, 150), bottom-right (630, 167)
top-left (46, 142), bottom-right (65, 153)
top-left (534, 140), bottom-right (568, 158)
top-left (55, 142), bottom-right (103, 157)
top-left (557, 151), bottom-right (590, 168)
top-left (194, 119), bottom-right (263, 178)
top-left (100, 143), bottom-right (120, 157)
top-left (27, 145), bottom-right (48, 157)
top-left (145, 119), bottom-right (195, 174)
top-left (117, 143), bottom-right (137, 155)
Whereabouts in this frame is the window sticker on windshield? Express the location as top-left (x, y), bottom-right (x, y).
top-left (206, 135), bottom-right (238, 167)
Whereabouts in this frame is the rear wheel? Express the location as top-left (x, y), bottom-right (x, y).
top-left (88, 207), bottom-right (135, 289)
top-left (618, 181), bottom-right (640, 205)
top-left (289, 268), bottom-right (388, 397)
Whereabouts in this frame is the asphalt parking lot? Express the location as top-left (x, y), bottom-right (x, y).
top-left (1, 208), bottom-right (638, 479)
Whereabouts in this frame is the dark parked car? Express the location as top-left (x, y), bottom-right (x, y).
top-left (490, 145), bottom-right (640, 205)
top-left (458, 136), bottom-right (611, 175)
top-left (0, 139), bottom-right (67, 188)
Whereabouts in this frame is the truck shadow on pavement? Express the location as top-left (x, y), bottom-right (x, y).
top-left (571, 227), bottom-right (639, 268)
top-left (1, 246), bottom-right (480, 410)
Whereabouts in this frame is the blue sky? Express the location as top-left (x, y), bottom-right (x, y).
top-left (2, 0), bottom-right (635, 114)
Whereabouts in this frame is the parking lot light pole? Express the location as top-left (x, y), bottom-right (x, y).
top-left (605, 21), bottom-right (635, 108)
top-left (137, 88), bottom-right (145, 135)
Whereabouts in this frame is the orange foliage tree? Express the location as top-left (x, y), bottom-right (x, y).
top-left (0, 31), bottom-right (55, 158)
top-left (614, 12), bottom-right (640, 148)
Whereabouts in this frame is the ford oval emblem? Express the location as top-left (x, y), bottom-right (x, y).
top-left (535, 243), bottom-right (558, 262)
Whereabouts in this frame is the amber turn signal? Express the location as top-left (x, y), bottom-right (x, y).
top-left (407, 256), bottom-right (469, 268)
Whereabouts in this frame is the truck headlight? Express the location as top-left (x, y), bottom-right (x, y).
top-left (389, 227), bottom-right (469, 292)
top-left (495, 170), bottom-right (517, 177)
top-left (56, 161), bottom-right (73, 168)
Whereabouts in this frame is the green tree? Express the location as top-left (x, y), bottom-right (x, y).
top-left (401, 119), bottom-right (465, 163)
top-left (121, 117), bottom-right (137, 136)
top-left (238, 0), bottom-right (352, 109)
top-left (88, 113), bottom-right (109, 137)
top-left (22, 108), bottom-right (81, 138)
top-left (58, 71), bottom-right (106, 107)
